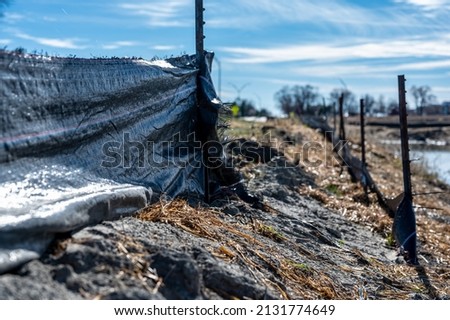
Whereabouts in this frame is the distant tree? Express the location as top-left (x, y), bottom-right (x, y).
top-left (233, 99), bottom-right (271, 117)
top-left (330, 88), bottom-right (357, 115)
top-left (291, 84), bottom-right (319, 115)
top-left (362, 94), bottom-right (375, 115)
top-left (257, 108), bottom-right (271, 117)
top-left (387, 99), bottom-right (399, 115)
top-left (376, 95), bottom-right (386, 115)
top-left (429, 94), bottom-right (437, 105)
top-left (310, 96), bottom-right (331, 116)
top-left (237, 99), bottom-right (257, 117)
top-left (410, 85), bottom-right (437, 115)
top-left (410, 85), bottom-right (420, 110)
top-left (275, 86), bottom-right (295, 116)
top-left (275, 85), bottom-right (320, 117)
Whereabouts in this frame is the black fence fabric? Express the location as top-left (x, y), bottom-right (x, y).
top-left (0, 52), bottom-right (215, 273)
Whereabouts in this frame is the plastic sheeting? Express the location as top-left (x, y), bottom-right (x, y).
top-left (0, 51), bottom-right (215, 273)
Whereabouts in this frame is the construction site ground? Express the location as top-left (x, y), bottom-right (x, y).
top-left (1, 118), bottom-right (449, 300)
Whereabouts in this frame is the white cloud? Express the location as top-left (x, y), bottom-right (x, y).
top-left (151, 45), bottom-right (181, 51)
top-left (15, 32), bottom-right (87, 49)
top-left (398, 59), bottom-right (450, 70)
top-left (208, 0), bottom-right (419, 31)
top-left (0, 39), bottom-right (11, 45)
top-left (222, 37), bottom-right (450, 64)
top-left (118, 0), bottom-right (190, 27)
top-left (394, 0), bottom-right (450, 10)
top-left (293, 64), bottom-right (388, 78)
top-left (206, 0), bottom-right (450, 40)
top-left (42, 16), bottom-right (58, 22)
top-left (292, 59), bottom-right (450, 78)
top-left (3, 12), bottom-right (26, 23)
top-left (432, 86), bottom-right (450, 94)
top-left (239, 0), bottom-right (376, 25)
top-left (102, 41), bottom-right (139, 50)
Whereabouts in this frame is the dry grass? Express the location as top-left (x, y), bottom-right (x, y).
top-left (229, 118), bottom-right (449, 298)
top-left (136, 199), bottom-right (352, 299)
top-left (137, 199), bottom-right (258, 244)
top-left (255, 118), bottom-right (450, 266)
top-left (135, 196), bottom-right (449, 299)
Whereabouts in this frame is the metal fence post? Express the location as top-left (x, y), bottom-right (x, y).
top-left (360, 99), bottom-right (368, 198)
top-left (399, 78), bottom-right (412, 199)
top-left (339, 94), bottom-right (345, 142)
top-left (195, 0), bottom-right (205, 68)
top-left (195, 0), bottom-right (209, 203)
top-left (395, 75), bottom-right (417, 264)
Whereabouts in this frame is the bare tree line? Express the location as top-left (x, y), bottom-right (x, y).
top-left (274, 84), bottom-right (439, 117)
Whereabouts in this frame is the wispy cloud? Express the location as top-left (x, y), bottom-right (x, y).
top-left (209, 0), bottom-right (425, 31)
top-left (208, 0), bottom-right (450, 38)
top-left (151, 45), bottom-right (182, 51)
top-left (0, 39), bottom-right (10, 45)
top-left (292, 59), bottom-right (450, 78)
top-left (238, 0), bottom-right (378, 25)
top-left (432, 86), bottom-right (450, 96)
top-left (15, 31), bottom-right (87, 49)
top-left (394, 0), bottom-right (450, 10)
top-left (3, 12), bottom-right (25, 23)
top-left (118, 0), bottom-right (190, 27)
top-left (42, 16), bottom-right (58, 22)
top-left (102, 41), bottom-right (139, 50)
top-left (222, 36), bottom-right (450, 64)
top-left (397, 59), bottom-right (450, 70)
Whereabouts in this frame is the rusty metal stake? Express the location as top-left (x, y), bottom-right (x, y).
top-left (395, 75), bottom-right (417, 264)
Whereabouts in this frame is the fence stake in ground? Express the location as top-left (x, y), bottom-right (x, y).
top-left (338, 94), bottom-right (345, 142)
top-left (360, 99), bottom-right (368, 200)
top-left (195, 0), bottom-right (205, 67)
top-left (195, 0), bottom-right (210, 203)
top-left (333, 102), bottom-right (337, 142)
top-left (394, 75), bottom-right (417, 264)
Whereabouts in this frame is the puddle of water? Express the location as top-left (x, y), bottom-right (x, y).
top-left (410, 150), bottom-right (450, 185)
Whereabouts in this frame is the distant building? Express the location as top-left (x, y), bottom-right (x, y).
top-left (443, 101), bottom-right (450, 115)
top-left (422, 103), bottom-right (450, 115)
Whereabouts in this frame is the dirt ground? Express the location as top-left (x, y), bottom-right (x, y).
top-left (0, 118), bottom-right (448, 299)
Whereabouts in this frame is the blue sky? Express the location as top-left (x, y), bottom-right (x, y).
top-left (1, 0), bottom-right (449, 114)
